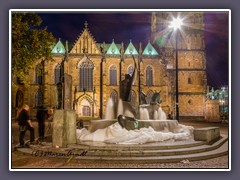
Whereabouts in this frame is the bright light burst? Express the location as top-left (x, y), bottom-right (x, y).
top-left (169, 17), bottom-right (183, 30)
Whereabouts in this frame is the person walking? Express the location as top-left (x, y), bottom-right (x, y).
top-left (17, 104), bottom-right (35, 147)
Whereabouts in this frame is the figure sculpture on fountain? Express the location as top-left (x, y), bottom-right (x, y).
top-left (118, 55), bottom-right (138, 129)
top-left (120, 56), bottom-right (137, 102)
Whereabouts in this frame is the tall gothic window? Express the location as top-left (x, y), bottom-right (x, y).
top-left (109, 65), bottom-right (117, 85)
top-left (35, 89), bottom-right (43, 107)
top-left (79, 60), bottom-right (94, 92)
top-left (146, 66), bottom-right (153, 86)
top-left (54, 64), bottom-right (61, 84)
top-left (110, 90), bottom-right (118, 104)
top-left (35, 63), bottom-right (43, 85)
top-left (146, 90), bottom-right (154, 104)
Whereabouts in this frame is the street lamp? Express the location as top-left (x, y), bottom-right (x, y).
top-left (169, 17), bottom-right (183, 122)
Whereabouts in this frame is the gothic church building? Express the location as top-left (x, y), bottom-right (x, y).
top-left (12, 12), bottom-right (207, 120)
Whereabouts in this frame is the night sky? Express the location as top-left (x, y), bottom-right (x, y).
top-left (38, 11), bottom-right (229, 88)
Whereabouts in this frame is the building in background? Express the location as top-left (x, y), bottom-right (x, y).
top-left (12, 12), bottom-right (208, 120)
top-left (151, 12), bottom-right (207, 120)
top-left (206, 85), bottom-right (229, 120)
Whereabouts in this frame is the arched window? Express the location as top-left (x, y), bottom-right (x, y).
top-left (146, 90), bottom-right (154, 104)
top-left (35, 89), bottom-right (43, 107)
top-left (54, 64), bottom-right (61, 84)
top-left (110, 90), bottom-right (118, 104)
top-left (130, 90), bottom-right (136, 107)
top-left (35, 63), bottom-right (43, 85)
top-left (146, 66), bottom-right (153, 86)
top-left (79, 60), bottom-right (94, 92)
top-left (109, 66), bottom-right (117, 85)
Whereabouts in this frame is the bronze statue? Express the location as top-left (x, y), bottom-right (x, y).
top-left (117, 115), bottom-right (139, 130)
top-left (120, 55), bottom-right (137, 101)
top-left (150, 92), bottom-right (161, 105)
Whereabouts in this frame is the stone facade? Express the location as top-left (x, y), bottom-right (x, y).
top-left (12, 12), bottom-right (208, 120)
top-left (151, 12), bottom-right (207, 119)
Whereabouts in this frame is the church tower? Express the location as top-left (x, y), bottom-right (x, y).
top-left (151, 12), bottom-right (207, 119)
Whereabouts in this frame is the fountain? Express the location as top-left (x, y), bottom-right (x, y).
top-left (157, 107), bottom-right (167, 120)
top-left (104, 98), bottom-right (115, 120)
top-left (78, 96), bottom-right (194, 144)
top-left (76, 56), bottom-right (194, 144)
top-left (139, 107), bottom-right (150, 120)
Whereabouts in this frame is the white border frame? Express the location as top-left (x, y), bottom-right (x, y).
top-left (9, 9), bottom-right (231, 172)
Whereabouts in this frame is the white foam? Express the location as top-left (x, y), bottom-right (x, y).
top-left (76, 122), bottom-right (194, 144)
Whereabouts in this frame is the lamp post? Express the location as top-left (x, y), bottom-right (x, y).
top-left (100, 42), bottom-right (106, 119)
top-left (169, 17), bottom-right (183, 122)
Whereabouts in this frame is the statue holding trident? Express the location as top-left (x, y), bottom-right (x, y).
top-left (117, 55), bottom-right (162, 130)
top-left (118, 55), bottom-right (138, 130)
top-left (120, 55), bottom-right (137, 102)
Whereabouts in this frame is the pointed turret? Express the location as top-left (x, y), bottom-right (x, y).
top-left (143, 40), bottom-right (159, 55)
top-left (106, 39), bottom-right (120, 55)
top-left (124, 40), bottom-right (138, 55)
top-left (51, 38), bottom-right (66, 53)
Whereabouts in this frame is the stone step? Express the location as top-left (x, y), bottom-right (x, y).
top-left (67, 136), bottom-right (228, 157)
top-left (69, 139), bottom-right (206, 151)
top-left (69, 140), bottom-right (228, 163)
top-left (69, 135), bottom-right (227, 152)
top-left (16, 136), bottom-right (228, 163)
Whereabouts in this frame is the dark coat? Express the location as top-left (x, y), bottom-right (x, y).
top-left (36, 109), bottom-right (47, 123)
top-left (18, 109), bottom-right (29, 126)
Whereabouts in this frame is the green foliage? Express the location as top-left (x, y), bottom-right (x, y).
top-left (11, 13), bottom-right (56, 84)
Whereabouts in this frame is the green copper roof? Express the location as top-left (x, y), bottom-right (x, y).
top-left (124, 40), bottom-right (138, 55)
top-left (106, 40), bottom-right (120, 55)
top-left (143, 42), bottom-right (159, 55)
top-left (51, 39), bottom-right (66, 53)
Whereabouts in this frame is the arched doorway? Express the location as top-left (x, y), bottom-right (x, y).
top-left (77, 98), bottom-right (93, 117)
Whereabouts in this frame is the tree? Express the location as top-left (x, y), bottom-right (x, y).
top-left (11, 13), bottom-right (56, 84)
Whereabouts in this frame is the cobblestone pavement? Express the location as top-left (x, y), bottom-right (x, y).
top-left (10, 120), bottom-right (229, 169)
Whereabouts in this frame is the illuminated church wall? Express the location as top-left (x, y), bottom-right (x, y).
top-left (12, 12), bottom-right (207, 120)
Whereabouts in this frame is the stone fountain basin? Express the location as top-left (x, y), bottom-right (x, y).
top-left (88, 119), bottom-right (179, 133)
